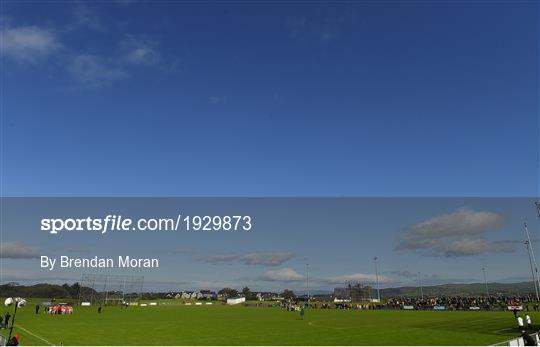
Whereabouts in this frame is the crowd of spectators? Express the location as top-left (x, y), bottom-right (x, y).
top-left (383, 295), bottom-right (540, 311)
top-left (275, 294), bottom-right (540, 311)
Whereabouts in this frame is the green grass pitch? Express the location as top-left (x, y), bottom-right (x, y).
top-left (4, 301), bottom-right (535, 345)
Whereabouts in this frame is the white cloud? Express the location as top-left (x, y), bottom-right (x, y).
top-left (1, 25), bottom-right (61, 63)
top-left (126, 46), bottom-right (159, 66)
top-left (121, 36), bottom-right (160, 66)
top-left (202, 252), bottom-right (294, 266)
top-left (242, 253), bottom-right (294, 266)
top-left (397, 208), bottom-right (504, 250)
top-left (0, 242), bottom-right (40, 259)
top-left (68, 54), bottom-right (127, 88)
top-left (2, 17), bottom-right (164, 88)
top-left (396, 208), bottom-right (511, 258)
top-left (71, 4), bottom-right (106, 32)
top-left (260, 268), bottom-right (304, 282)
top-left (435, 239), bottom-right (514, 257)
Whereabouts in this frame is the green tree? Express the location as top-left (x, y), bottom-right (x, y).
top-left (242, 286), bottom-right (253, 300)
top-left (218, 288), bottom-right (239, 298)
top-left (71, 282), bottom-right (81, 297)
top-left (281, 289), bottom-right (296, 301)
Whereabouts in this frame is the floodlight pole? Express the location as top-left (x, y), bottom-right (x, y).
top-left (7, 301), bottom-right (19, 342)
top-left (536, 202), bottom-right (540, 300)
top-left (374, 257), bottom-right (380, 302)
top-left (417, 272), bottom-right (424, 299)
top-left (104, 275), bottom-right (109, 306)
top-left (482, 267), bottom-right (489, 298)
top-left (306, 263), bottom-right (310, 301)
top-left (122, 278), bottom-right (126, 302)
top-left (525, 240), bottom-right (540, 301)
top-left (524, 222), bottom-right (540, 298)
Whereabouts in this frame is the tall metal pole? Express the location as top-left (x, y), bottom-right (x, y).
top-left (122, 278), bottom-right (126, 302)
top-left (374, 257), bottom-right (380, 302)
top-left (524, 223), bottom-right (540, 296)
top-left (482, 267), bottom-right (489, 297)
top-left (7, 301), bottom-right (18, 342)
top-left (306, 263), bottom-right (310, 301)
top-left (525, 240), bottom-right (540, 301)
top-left (104, 275), bottom-right (109, 306)
top-left (417, 272), bottom-right (424, 299)
top-left (536, 202), bottom-right (540, 300)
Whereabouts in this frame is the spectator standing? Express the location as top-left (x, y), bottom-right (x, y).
top-left (518, 315), bottom-right (525, 330)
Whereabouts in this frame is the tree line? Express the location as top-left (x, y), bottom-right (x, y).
top-left (1, 282), bottom-right (297, 301)
top-left (0, 282), bottom-right (83, 299)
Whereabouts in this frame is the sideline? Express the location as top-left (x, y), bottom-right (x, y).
top-left (15, 324), bottom-right (55, 346)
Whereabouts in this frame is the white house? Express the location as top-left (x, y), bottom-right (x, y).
top-left (256, 292), bottom-right (278, 301)
top-left (190, 291), bottom-right (203, 299)
top-left (180, 292), bottom-right (192, 299)
top-left (226, 297), bottom-right (246, 305)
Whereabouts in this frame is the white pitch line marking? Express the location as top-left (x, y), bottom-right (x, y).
top-left (15, 324), bottom-right (55, 346)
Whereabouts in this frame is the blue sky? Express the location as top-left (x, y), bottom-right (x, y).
top-left (1, 1), bottom-right (539, 292)
top-left (1, 1), bottom-right (538, 197)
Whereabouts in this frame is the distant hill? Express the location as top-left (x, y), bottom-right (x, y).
top-left (380, 281), bottom-right (537, 297)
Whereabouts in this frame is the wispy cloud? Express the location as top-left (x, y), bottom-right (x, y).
top-left (260, 268), bottom-right (304, 282)
top-left (201, 252), bottom-right (294, 266)
top-left (61, 246), bottom-right (91, 253)
top-left (1, 25), bottom-right (61, 63)
top-left (0, 241), bottom-right (40, 259)
top-left (320, 31), bottom-right (336, 42)
top-left (397, 208), bottom-right (504, 250)
top-left (121, 36), bottom-right (160, 66)
top-left (209, 96), bottom-right (226, 105)
top-left (435, 239), bottom-right (514, 257)
top-left (396, 208), bottom-right (510, 257)
top-left (4, 8), bottom-right (165, 89)
top-left (68, 54), bottom-right (127, 89)
top-left (287, 12), bottom-right (344, 44)
top-left (70, 4), bottom-right (106, 32)
top-left (171, 247), bottom-right (196, 255)
top-left (384, 270), bottom-right (418, 278)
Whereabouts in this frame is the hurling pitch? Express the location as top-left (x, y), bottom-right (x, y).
top-left (8, 302), bottom-right (532, 345)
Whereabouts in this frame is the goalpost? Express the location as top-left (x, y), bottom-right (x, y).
top-left (79, 274), bottom-right (144, 306)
